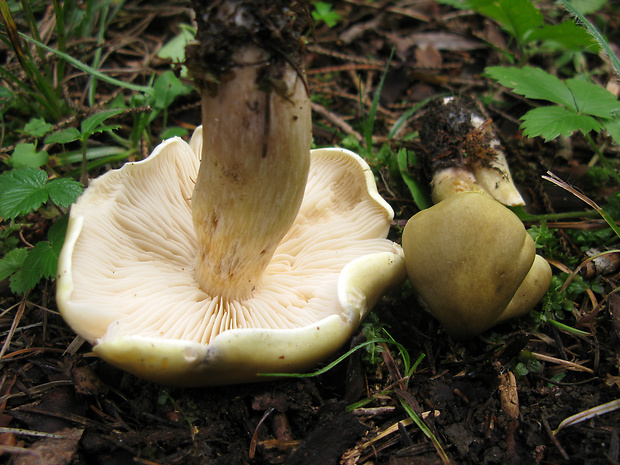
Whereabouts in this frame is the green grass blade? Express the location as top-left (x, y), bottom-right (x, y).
top-left (398, 397), bottom-right (452, 464)
top-left (363, 47), bottom-right (395, 152)
top-left (51, 0), bottom-right (67, 83)
top-left (258, 337), bottom-right (410, 378)
top-left (19, 32), bottom-right (154, 95)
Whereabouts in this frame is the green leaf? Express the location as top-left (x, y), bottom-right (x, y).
top-left (602, 118), bottom-right (620, 147)
top-left (92, 124), bottom-right (121, 134)
top-left (396, 148), bottom-right (432, 210)
top-left (469, 0), bottom-right (543, 44)
top-left (565, 79), bottom-right (620, 118)
top-left (48, 215), bottom-right (69, 254)
top-left (486, 66), bottom-right (576, 110)
top-left (312, 2), bottom-right (342, 28)
top-left (24, 117), bottom-right (53, 137)
top-left (528, 21), bottom-right (601, 52)
top-left (0, 168), bottom-right (50, 219)
top-left (23, 241), bottom-right (57, 281)
top-left (0, 248), bottom-right (27, 281)
top-left (157, 23), bottom-right (195, 63)
top-left (520, 106), bottom-right (601, 140)
top-left (152, 71), bottom-right (193, 111)
top-left (81, 108), bottom-right (124, 137)
top-left (12, 143), bottom-right (49, 169)
top-left (160, 126), bottom-right (189, 139)
top-left (45, 178), bottom-right (83, 208)
top-left (45, 127), bottom-right (82, 144)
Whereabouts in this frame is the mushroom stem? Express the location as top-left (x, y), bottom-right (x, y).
top-left (191, 46), bottom-right (311, 300)
top-left (421, 97), bottom-right (525, 206)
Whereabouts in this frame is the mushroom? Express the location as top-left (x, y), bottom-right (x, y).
top-left (402, 192), bottom-right (551, 340)
top-left (401, 97), bottom-right (551, 340)
top-left (56, 1), bottom-right (406, 385)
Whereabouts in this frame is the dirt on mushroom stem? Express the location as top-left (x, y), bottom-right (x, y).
top-left (186, 0), bottom-right (310, 97)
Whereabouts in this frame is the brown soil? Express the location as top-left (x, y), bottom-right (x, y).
top-left (1, 1), bottom-right (620, 464)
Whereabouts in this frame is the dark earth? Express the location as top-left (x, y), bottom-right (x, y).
top-left (1, 1), bottom-right (620, 464)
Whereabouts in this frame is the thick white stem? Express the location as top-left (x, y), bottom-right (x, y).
top-left (192, 46), bottom-right (312, 300)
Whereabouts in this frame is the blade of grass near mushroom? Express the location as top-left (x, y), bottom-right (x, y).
top-left (56, 0), bottom-right (406, 386)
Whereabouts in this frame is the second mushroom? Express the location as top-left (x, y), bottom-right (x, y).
top-left (401, 97), bottom-right (552, 340)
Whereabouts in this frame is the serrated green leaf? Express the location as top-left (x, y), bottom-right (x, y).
top-left (0, 248), bottom-right (27, 281)
top-left (24, 241), bottom-right (57, 281)
top-left (527, 21), bottom-right (601, 52)
top-left (565, 79), bottom-right (620, 118)
top-left (87, 124), bottom-right (121, 136)
top-left (45, 127), bottom-right (82, 144)
top-left (24, 117), bottom-right (53, 137)
top-left (45, 178), bottom-right (83, 208)
top-left (81, 109), bottom-right (124, 137)
top-left (9, 269), bottom-right (29, 294)
top-left (0, 168), bottom-right (50, 219)
top-left (12, 143), bottom-right (49, 169)
top-left (486, 66), bottom-right (576, 110)
top-left (520, 106), bottom-right (601, 140)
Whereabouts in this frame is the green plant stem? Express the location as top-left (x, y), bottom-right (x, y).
top-left (548, 318), bottom-right (590, 336)
top-left (510, 206), bottom-right (600, 222)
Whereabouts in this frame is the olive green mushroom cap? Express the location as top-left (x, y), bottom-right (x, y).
top-left (402, 191), bottom-right (551, 340)
top-left (56, 129), bottom-right (406, 386)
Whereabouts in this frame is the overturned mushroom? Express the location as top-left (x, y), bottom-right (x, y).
top-left (402, 97), bottom-right (551, 340)
top-left (403, 192), bottom-right (551, 340)
top-left (56, 1), bottom-right (405, 386)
